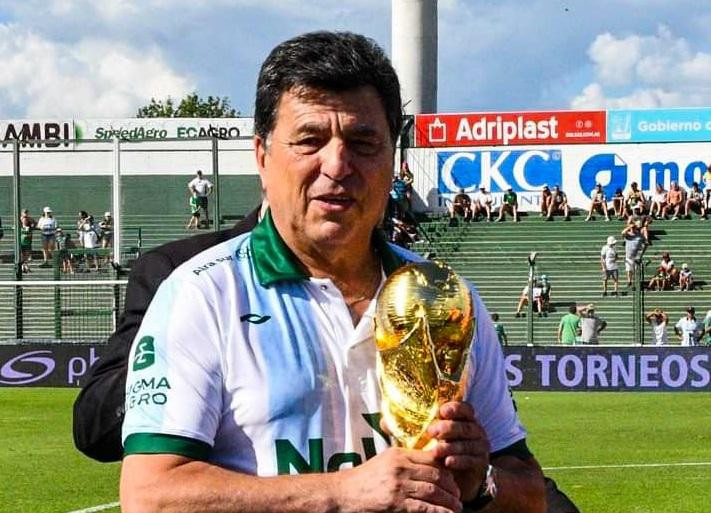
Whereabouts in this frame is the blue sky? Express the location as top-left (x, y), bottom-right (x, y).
top-left (1, 0), bottom-right (711, 118)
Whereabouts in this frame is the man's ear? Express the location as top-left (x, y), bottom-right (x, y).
top-left (254, 135), bottom-right (267, 174)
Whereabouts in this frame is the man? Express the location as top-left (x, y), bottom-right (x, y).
top-left (664, 181), bottom-right (683, 220)
top-left (579, 304), bottom-right (607, 345)
top-left (675, 307), bottom-right (702, 346)
top-left (450, 188), bottom-right (472, 222)
top-left (491, 313), bottom-right (508, 346)
top-left (187, 169), bottom-right (214, 228)
top-left (621, 220), bottom-right (645, 289)
top-left (704, 163), bottom-right (711, 210)
top-left (600, 235), bottom-right (619, 297)
top-left (645, 308), bottom-right (668, 346)
top-left (496, 187), bottom-right (519, 222)
top-left (514, 280), bottom-right (543, 317)
top-left (539, 185), bottom-right (551, 217)
top-left (118, 32), bottom-right (545, 513)
top-left (649, 183), bottom-right (667, 219)
top-left (473, 185), bottom-right (493, 221)
top-left (557, 304), bottom-right (580, 345)
top-left (624, 182), bottom-right (646, 217)
top-left (584, 183), bottom-right (610, 221)
top-left (546, 185), bottom-right (570, 221)
top-left (684, 181), bottom-right (706, 220)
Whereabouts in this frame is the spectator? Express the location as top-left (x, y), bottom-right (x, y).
top-left (679, 263), bottom-right (694, 291)
top-left (539, 274), bottom-right (552, 314)
top-left (665, 181), bottom-right (684, 220)
top-left (539, 185), bottom-right (552, 217)
top-left (399, 161), bottom-right (414, 210)
top-left (703, 309), bottom-right (711, 346)
top-left (388, 216), bottom-right (418, 248)
top-left (624, 182), bottom-right (646, 216)
top-left (81, 216), bottom-right (100, 271)
top-left (628, 212), bottom-right (652, 245)
top-left (496, 186), bottom-right (519, 222)
top-left (36, 206), bottom-right (57, 267)
top-left (704, 163), bottom-right (711, 210)
top-left (683, 182), bottom-right (707, 220)
top-left (99, 212), bottom-right (113, 249)
top-left (76, 210), bottom-right (89, 248)
top-left (557, 304), bottom-right (581, 345)
top-left (611, 188), bottom-right (625, 219)
top-left (621, 221), bottom-right (646, 289)
top-left (491, 313), bottom-right (508, 346)
top-left (19, 209), bottom-right (35, 273)
top-left (579, 304), bottom-right (607, 345)
top-left (514, 280), bottom-right (543, 317)
top-left (585, 183), bottom-right (610, 221)
top-left (674, 307), bottom-right (702, 346)
top-left (55, 228), bottom-right (75, 274)
top-left (645, 308), bottom-right (669, 346)
top-left (649, 184), bottom-right (668, 219)
top-left (389, 174), bottom-right (412, 223)
top-left (647, 268), bottom-right (669, 291)
top-left (449, 188), bottom-right (473, 222)
top-left (600, 235), bottom-right (620, 297)
top-left (658, 252), bottom-right (679, 287)
top-left (187, 170), bottom-right (214, 229)
top-left (546, 185), bottom-right (570, 221)
top-left (473, 185), bottom-right (493, 221)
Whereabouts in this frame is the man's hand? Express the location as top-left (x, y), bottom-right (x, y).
top-left (428, 401), bottom-right (490, 502)
top-left (337, 447), bottom-right (462, 513)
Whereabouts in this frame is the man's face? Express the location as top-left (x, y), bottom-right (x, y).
top-left (255, 86), bottom-right (394, 250)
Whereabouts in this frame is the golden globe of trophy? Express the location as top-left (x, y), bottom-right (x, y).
top-left (374, 261), bottom-right (475, 450)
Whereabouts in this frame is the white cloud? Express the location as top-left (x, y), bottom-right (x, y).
top-left (0, 24), bottom-right (193, 117)
top-left (571, 25), bottom-right (711, 109)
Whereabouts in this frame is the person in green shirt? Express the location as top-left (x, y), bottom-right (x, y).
top-left (491, 313), bottom-right (508, 346)
top-left (496, 187), bottom-right (519, 222)
top-left (557, 304), bottom-right (581, 345)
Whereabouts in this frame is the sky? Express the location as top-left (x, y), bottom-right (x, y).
top-left (2, 0), bottom-right (711, 118)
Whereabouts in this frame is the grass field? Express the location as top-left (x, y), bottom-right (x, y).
top-left (1, 388), bottom-right (710, 512)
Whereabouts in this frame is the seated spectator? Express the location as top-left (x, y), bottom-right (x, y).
top-left (472, 185), bottom-right (493, 221)
top-left (449, 188), bottom-right (473, 222)
top-left (496, 187), bottom-right (519, 222)
top-left (665, 181), bottom-right (684, 220)
top-left (624, 182), bottom-right (647, 216)
top-left (389, 216), bottom-right (419, 248)
top-left (649, 184), bottom-right (668, 219)
top-left (684, 182), bottom-right (707, 220)
top-left (546, 185), bottom-right (570, 221)
top-left (659, 251), bottom-right (679, 286)
top-left (515, 280), bottom-right (543, 317)
top-left (647, 269), bottom-right (669, 291)
top-left (540, 185), bottom-right (552, 217)
top-left (579, 304), bottom-right (607, 345)
top-left (704, 163), bottom-right (711, 210)
top-left (611, 188), bottom-right (625, 219)
top-left (491, 313), bottom-right (508, 346)
top-left (679, 263), bottom-right (694, 291)
top-left (645, 308), bottom-right (669, 346)
top-left (585, 183), bottom-right (610, 221)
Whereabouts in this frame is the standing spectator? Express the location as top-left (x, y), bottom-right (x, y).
top-left (496, 187), bottom-right (519, 222)
top-left (585, 183), bottom-right (610, 221)
top-left (539, 274), bottom-right (552, 314)
top-left (76, 211), bottom-right (89, 248)
top-left (600, 235), bottom-right (619, 297)
top-left (473, 185), bottom-right (493, 221)
top-left (399, 161), bottom-right (414, 210)
top-left (704, 163), bottom-right (711, 210)
top-left (645, 308), bottom-right (669, 346)
top-left (99, 212), bottom-right (113, 265)
top-left (679, 263), bottom-right (694, 291)
top-left (621, 221), bottom-right (646, 289)
top-left (579, 304), bottom-right (607, 345)
top-left (539, 185), bottom-right (551, 217)
top-left (557, 304), bottom-right (581, 345)
top-left (665, 181), bottom-right (684, 220)
top-left (187, 170), bottom-right (214, 229)
top-left (389, 174), bottom-right (412, 222)
top-left (491, 313), bottom-right (508, 346)
top-left (36, 206), bottom-right (57, 267)
top-left (683, 182), bottom-right (706, 220)
top-left (449, 188), bottom-right (472, 222)
top-left (546, 185), bottom-right (570, 221)
top-left (649, 184), bottom-right (668, 219)
top-left (703, 309), bottom-right (711, 346)
top-left (19, 209), bottom-right (35, 273)
top-left (624, 182), bottom-right (647, 216)
top-left (611, 188), bottom-right (625, 219)
top-left (674, 307), bottom-right (702, 346)
top-left (55, 228), bottom-right (75, 274)
top-left (81, 216), bottom-right (100, 271)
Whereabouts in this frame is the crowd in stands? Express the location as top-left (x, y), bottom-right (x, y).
top-left (17, 208), bottom-right (113, 274)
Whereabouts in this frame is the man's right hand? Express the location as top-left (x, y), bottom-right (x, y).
top-left (336, 447), bottom-right (462, 513)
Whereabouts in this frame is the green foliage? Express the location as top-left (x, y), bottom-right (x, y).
top-left (137, 92), bottom-right (239, 118)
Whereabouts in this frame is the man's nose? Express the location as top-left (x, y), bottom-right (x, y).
top-left (320, 138), bottom-right (353, 182)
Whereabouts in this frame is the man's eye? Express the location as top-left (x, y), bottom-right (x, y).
top-left (351, 139), bottom-right (380, 155)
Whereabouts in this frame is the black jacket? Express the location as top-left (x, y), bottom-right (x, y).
top-left (72, 208), bottom-right (259, 462)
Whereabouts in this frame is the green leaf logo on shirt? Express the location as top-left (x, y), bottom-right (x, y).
top-left (133, 336), bottom-right (156, 371)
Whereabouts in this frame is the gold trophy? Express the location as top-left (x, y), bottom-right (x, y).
top-left (374, 261), bottom-right (475, 449)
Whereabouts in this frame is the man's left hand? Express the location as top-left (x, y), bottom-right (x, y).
top-left (427, 401), bottom-right (490, 502)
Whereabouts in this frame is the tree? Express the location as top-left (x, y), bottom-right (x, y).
top-left (136, 93), bottom-right (239, 118)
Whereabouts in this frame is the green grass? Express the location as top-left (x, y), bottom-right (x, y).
top-left (1, 389), bottom-right (709, 512)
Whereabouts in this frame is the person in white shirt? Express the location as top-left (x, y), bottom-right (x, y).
top-left (472, 185), bottom-right (493, 221)
top-left (584, 183), bottom-right (610, 221)
top-left (514, 281), bottom-right (543, 317)
top-left (187, 170), bottom-right (214, 228)
top-left (703, 164), bottom-right (711, 209)
top-left (36, 206), bottom-right (57, 266)
top-left (645, 308), bottom-right (668, 345)
top-left (675, 307), bottom-right (702, 346)
top-left (679, 263), bottom-right (694, 291)
top-left (600, 235), bottom-right (619, 297)
top-left (649, 184), bottom-right (668, 219)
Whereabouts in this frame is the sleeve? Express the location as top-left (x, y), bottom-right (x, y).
top-left (122, 275), bottom-right (224, 460)
top-left (465, 289), bottom-right (526, 453)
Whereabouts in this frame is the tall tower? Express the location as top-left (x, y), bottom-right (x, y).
top-left (391, 0), bottom-right (438, 115)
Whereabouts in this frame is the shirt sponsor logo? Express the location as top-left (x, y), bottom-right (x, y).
top-left (133, 336), bottom-right (156, 371)
top-left (0, 350), bottom-right (56, 385)
top-left (240, 314), bottom-right (272, 324)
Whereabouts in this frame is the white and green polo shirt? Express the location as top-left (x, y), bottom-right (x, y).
top-left (122, 211), bottom-right (526, 475)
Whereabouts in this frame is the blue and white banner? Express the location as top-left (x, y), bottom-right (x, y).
top-left (608, 108), bottom-right (711, 143)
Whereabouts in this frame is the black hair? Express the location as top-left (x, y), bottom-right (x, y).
top-left (491, 313), bottom-right (499, 321)
top-left (569, 304), bottom-right (578, 314)
top-left (255, 31), bottom-right (402, 145)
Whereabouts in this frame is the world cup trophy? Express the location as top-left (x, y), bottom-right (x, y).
top-left (374, 261), bottom-right (475, 449)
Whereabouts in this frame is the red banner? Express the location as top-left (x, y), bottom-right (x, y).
top-left (414, 111), bottom-right (607, 147)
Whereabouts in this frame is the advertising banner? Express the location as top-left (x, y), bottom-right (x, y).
top-left (608, 108), bottom-right (711, 143)
top-left (75, 118), bottom-right (254, 142)
top-left (503, 346), bottom-right (710, 391)
top-left (414, 111), bottom-right (606, 147)
top-left (0, 120), bottom-right (75, 149)
top-left (0, 344), bottom-right (107, 387)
